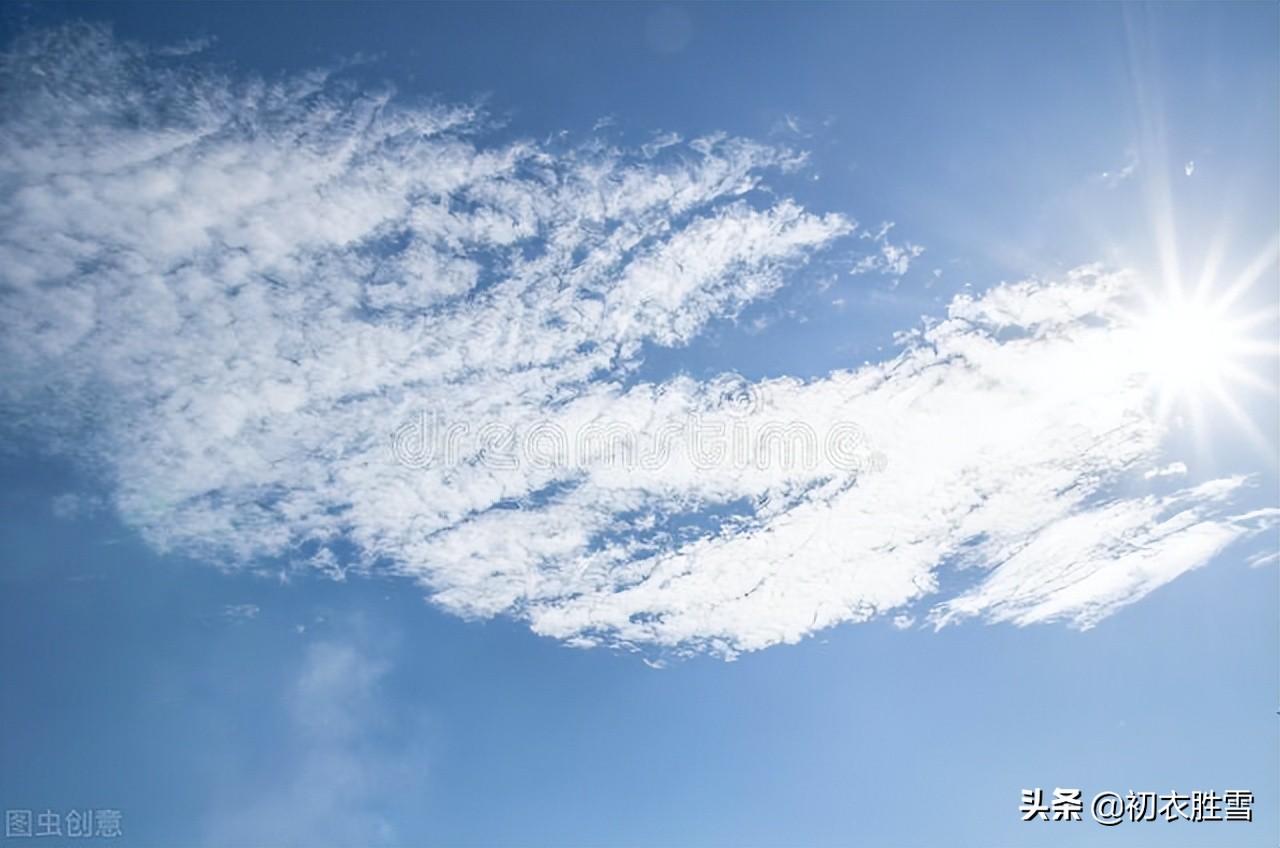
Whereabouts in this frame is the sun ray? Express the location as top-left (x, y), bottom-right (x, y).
top-left (1192, 220), bottom-right (1233, 305)
top-left (1217, 235), bottom-right (1280, 312)
top-left (1206, 379), bottom-right (1276, 461)
top-left (1122, 243), bottom-right (1279, 462)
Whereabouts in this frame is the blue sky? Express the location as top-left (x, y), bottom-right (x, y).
top-left (0, 3), bottom-right (1277, 846)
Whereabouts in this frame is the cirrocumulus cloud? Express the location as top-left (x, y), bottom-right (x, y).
top-left (1, 25), bottom-right (1271, 657)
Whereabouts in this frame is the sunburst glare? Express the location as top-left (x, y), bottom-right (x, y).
top-left (1124, 241), bottom-right (1279, 453)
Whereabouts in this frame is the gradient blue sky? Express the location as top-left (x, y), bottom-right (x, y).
top-left (1, 3), bottom-right (1277, 846)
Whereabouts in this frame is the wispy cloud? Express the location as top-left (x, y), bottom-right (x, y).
top-left (50, 492), bottom-right (107, 521)
top-left (1, 26), bottom-right (1269, 657)
top-left (201, 627), bottom-right (428, 846)
top-left (221, 603), bottom-right (261, 622)
top-left (1098, 149), bottom-right (1140, 188)
top-left (640, 130), bottom-right (682, 158)
top-left (849, 222), bottom-right (923, 279)
top-left (1247, 549), bottom-right (1278, 569)
top-left (770, 113), bottom-right (811, 139)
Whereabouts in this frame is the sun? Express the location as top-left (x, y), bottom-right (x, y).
top-left (1126, 282), bottom-right (1277, 446)
top-left (1136, 293), bottom-right (1246, 399)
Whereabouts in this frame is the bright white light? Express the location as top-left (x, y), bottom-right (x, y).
top-left (1135, 296), bottom-right (1237, 396)
top-left (1126, 283), bottom-right (1276, 447)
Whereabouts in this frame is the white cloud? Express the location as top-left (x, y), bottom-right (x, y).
top-left (931, 478), bottom-right (1264, 629)
top-left (1, 26), bottom-right (1271, 658)
top-left (849, 221), bottom-right (923, 279)
top-left (1144, 461), bottom-right (1188, 480)
top-left (1246, 549), bottom-right (1278, 569)
top-left (641, 130), bottom-right (682, 158)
